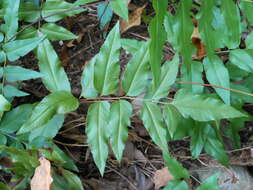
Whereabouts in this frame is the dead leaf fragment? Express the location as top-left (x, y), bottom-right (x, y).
top-left (120, 4), bottom-right (147, 33)
top-left (31, 157), bottom-right (53, 190)
top-left (153, 167), bottom-right (173, 190)
top-left (191, 24), bottom-right (206, 60)
top-left (66, 33), bottom-right (84, 48)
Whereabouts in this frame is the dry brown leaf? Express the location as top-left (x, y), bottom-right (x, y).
top-left (67, 39), bottom-right (75, 48)
top-left (153, 167), bottom-right (173, 190)
top-left (31, 157), bottom-right (53, 190)
top-left (191, 25), bottom-right (206, 60)
top-left (66, 33), bottom-right (83, 48)
top-left (120, 4), bottom-right (147, 33)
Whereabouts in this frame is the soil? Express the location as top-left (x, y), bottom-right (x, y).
top-left (8, 0), bottom-right (253, 189)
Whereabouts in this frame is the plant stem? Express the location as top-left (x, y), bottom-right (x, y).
top-left (177, 81), bottom-right (253, 97)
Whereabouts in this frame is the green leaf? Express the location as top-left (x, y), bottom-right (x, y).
top-left (94, 22), bottom-right (121, 95)
top-left (140, 102), bottom-right (168, 153)
top-left (0, 146), bottom-right (39, 175)
top-left (4, 85), bottom-right (29, 98)
top-left (172, 0), bottom-right (194, 69)
top-left (0, 134), bottom-right (7, 145)
top-left (0, 95), bottom-right (11, 112)
top-left (41, 145), bottom-right (78, 172)
top-left (81, 56), bottom-right (98, 98)
top-left (0, 104), bottom-right (33, 133)
top-left (221, 0), bottom-right (241, 48)
top-left (164, 13), bottom-right (178, 49)
top-left (17, 91), bottom-right (79, 134)
top-left (97, 2), bottom-right (113, 30)
top-left (172, 89), bottom-right (245, 121)
top-left (240, 1), bottom-right (253, 25)
top-left (152, 0), bottom-right (168, 18)
top-left (199, 0), bottom-right (220, 55)
top-left (147, 54), bottom-right (179, 100)
top-left (148, 17), bottom-right (164, 85)
top-left (52, 170), bottom-right (70, 190)
top-left (122, 41), bottom-right (150, 96)
top-left (244, 74), bottom-right (253, 92)
top-left (204, 125), bottom-right (229, 166)
top-left (17, 26), bottom-right (37, 40)
top-left (163, 152), bottom-right (189, 179)
top-left (163, 104), bottom-right (182, 139)
top-left (0, 32), bottom-right (3, 42)
top-left (29, 114), bottom-right (64, 142)
top-left (19, 1), bottom-right (40, 22)
top-left (61, 169), bottom-right (84, 190)
top-left (181, 61), bottom-right (204, 93)
top-left (227, 63), bottom-right (249, 81)
top-left (225, 118), bottom-right (246, 149)
top-left (1, 0), bottom-right (20, 40)
top-left (203, 55), bottom-right (230, 104)
top-left (172, 117), bottom-right (193, 140)
top-left (211, 7), bottom-right (228, 49)
top-left (245, 32), bottom-right (253, 49)
top-left (3, 36), bottom-right (45, 62)
top-left (109, 0), bottom-right (128, 21)
top-left (52, 169), bottom-right (84, 190)
top-left (0, 182), bottom-right (10, 190)
top-left (230, 83), bottom-right (253, 106)
top-left (86, 101), bottom-right (110, 175)
top-left (121, 38), bottom-right (145, 55)
top-left (27, 0), bottom-right (39, 6)
top-left (196, 173), bottom-right (220, 190)
top-left (148, 0), bottom-right (168, 86)
top-left (37, 38), bottom-right (71, 92)
top-left (42, 0), bottom-right (84, 22)
top-left (163, 180), bottom-right (188, 190)
top-left (109, 100), bottom-right (132, 161)
top-left (0, 52), bottom-right (6, 64)
top-left (190, 123), bottom-right (209, 158)
top-left (0, 66), bottom-right (43, 82)
top-left (40, 23), bottom-right (77, 41)
top-left (229, 49), bottom-right (253, 72)
top-left (74, 0), bottom-right (97, 6)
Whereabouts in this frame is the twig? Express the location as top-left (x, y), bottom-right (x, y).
top-left (177, 81), bottom-right (253, 97)
top-left (80, 96), bottom-right (173, 104)
top-left (54, 140), bottom-right (88, 147)
top-left (106, 166), bottom-right (138, 190)
top-left (226, 145), bottom-right (253, 153)
top-left (59, 123), bottom-right (85, 134)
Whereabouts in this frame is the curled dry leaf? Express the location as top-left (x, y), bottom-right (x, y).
top-left (120, 4), bottom-right (147, 33)
top-left (67, 33), bottom-right (84, 48)
top-left (153, 167), bottom-right (173, 190)
top-left (191, 24), bottom-right (206, 61)
top-left (31, 157), bottom-right (53, 190)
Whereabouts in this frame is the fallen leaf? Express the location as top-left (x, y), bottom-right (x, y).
top-left (153, 167), bottom-right (173, 190)
top-left (120, 4), bottom-right (147, 33)
top-left (191, 23), bottom-right (206, 61)
top-left (31, 157), bottom-right (53, 190)
top-left (67, 39), bottom-right (75, 48)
